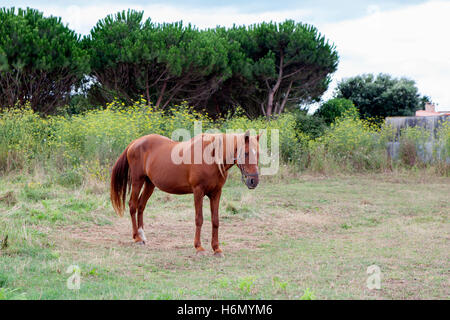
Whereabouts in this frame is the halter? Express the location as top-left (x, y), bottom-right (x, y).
top-left (236, 162), bottom-right (259, 183)
top-left (235, 148), bottom-right (259, 183)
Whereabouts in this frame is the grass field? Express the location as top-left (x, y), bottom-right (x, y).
top-left (0, 168), bottom-right (448, 300)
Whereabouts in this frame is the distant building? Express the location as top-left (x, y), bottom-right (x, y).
top-left (415, 102), bottom-right (450, 116)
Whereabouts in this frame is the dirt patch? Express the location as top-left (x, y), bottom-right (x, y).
top-left (55, 205), bottom-right (335, 256)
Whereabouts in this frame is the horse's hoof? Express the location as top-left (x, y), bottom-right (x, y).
top-left (137, 228), bottom-right (147, 243)
top-left (135, 241), bottom-right (146, 246)
top-left (196, 250), bottom-right (207, 256)
top-left (213, 251), bottom-right (224, 258)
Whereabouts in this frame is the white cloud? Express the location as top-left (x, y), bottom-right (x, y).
top-left (366, 4), bottom-right (381, 15)
top-left (319, 0), bottom-right (450, 111)
top-left (43, 3), bottom-right (311, 35)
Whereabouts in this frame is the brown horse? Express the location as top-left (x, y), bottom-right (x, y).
top-left (110, 130), bottom-right (260, 257)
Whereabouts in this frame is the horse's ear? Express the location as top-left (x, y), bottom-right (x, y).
top-left (244, 130), bottom-right (250, 143)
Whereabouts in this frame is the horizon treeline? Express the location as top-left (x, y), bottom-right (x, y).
top-left (0, 7), bottom-right (339, 117)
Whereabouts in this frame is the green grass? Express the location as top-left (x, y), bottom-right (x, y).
top-left (0, 169), bottom-right (448, 299)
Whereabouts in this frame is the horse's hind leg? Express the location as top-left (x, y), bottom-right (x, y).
top-left (136, 178), bottom-right (155, 245)
top-left (129, 177), bottom-right (145, 244)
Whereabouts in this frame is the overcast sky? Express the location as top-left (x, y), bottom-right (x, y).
top-left (4, 0), bottom-right (450, 111)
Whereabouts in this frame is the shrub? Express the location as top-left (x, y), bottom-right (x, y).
top-left (1, 99), bottom-right (447, 179)
top-left (63, 94), bottom-right (102, 116)
top-left (0, 104), bottom-right (50, 171)
top-left (293, 110), bottom-right (327, 139)
top-left (309, 113), bottom-right (388, 172)
top-left (1, 99), bottom-right (218, 173)
top-left (314, 98), bottom-right (356, 125)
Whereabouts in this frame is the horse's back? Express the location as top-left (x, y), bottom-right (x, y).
top-left (126, 134), bottom-right (192, 193)
top-left (129, 134), bottom-right (173, 152)
top-left (127, 134), bottom-right (174, 173)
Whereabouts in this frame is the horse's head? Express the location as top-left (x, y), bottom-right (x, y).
top-left (236, 130), bottom-right (261, 189)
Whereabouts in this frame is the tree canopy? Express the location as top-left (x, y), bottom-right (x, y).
top-left (210, 21), bottom-right (339, 118)
top-left (84, 10), bottom-right (232, 110)
top-left (0, 7), bottom-right (89, 114)
top-left (84, 12), bottom-right (339, 118)
top-left (0, 7), bottom-right (339, 117)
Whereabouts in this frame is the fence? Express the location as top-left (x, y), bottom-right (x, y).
top-left (385, 115), bottom-right (449, 163)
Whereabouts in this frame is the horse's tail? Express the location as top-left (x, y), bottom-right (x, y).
top-left (110, 146), bottom-right (130, 217)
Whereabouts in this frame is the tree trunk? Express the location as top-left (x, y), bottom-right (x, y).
top-left (276, 80), bottom-right (293, 115)
top-left (267, 89), bottom-right (275, 117)
top-left (265, 53), bottom-right (284, 118)
top-left (155, 81), bottom-right (167, 109)
top-left (145, 72), bottom-right (151, 105)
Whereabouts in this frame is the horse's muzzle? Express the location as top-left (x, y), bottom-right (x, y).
top-left (245, 176), bottom-right (259, 189)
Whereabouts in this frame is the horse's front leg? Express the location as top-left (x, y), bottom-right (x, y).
top-left (210, 189), bottom-right (224, 257)
top-left (193, 187), bottom-right (206, 255)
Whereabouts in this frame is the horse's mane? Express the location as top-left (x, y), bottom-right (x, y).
top-left (196, 133), bottom-right (241, 178)
top-left (177, 132), bottom-right (249, 177)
